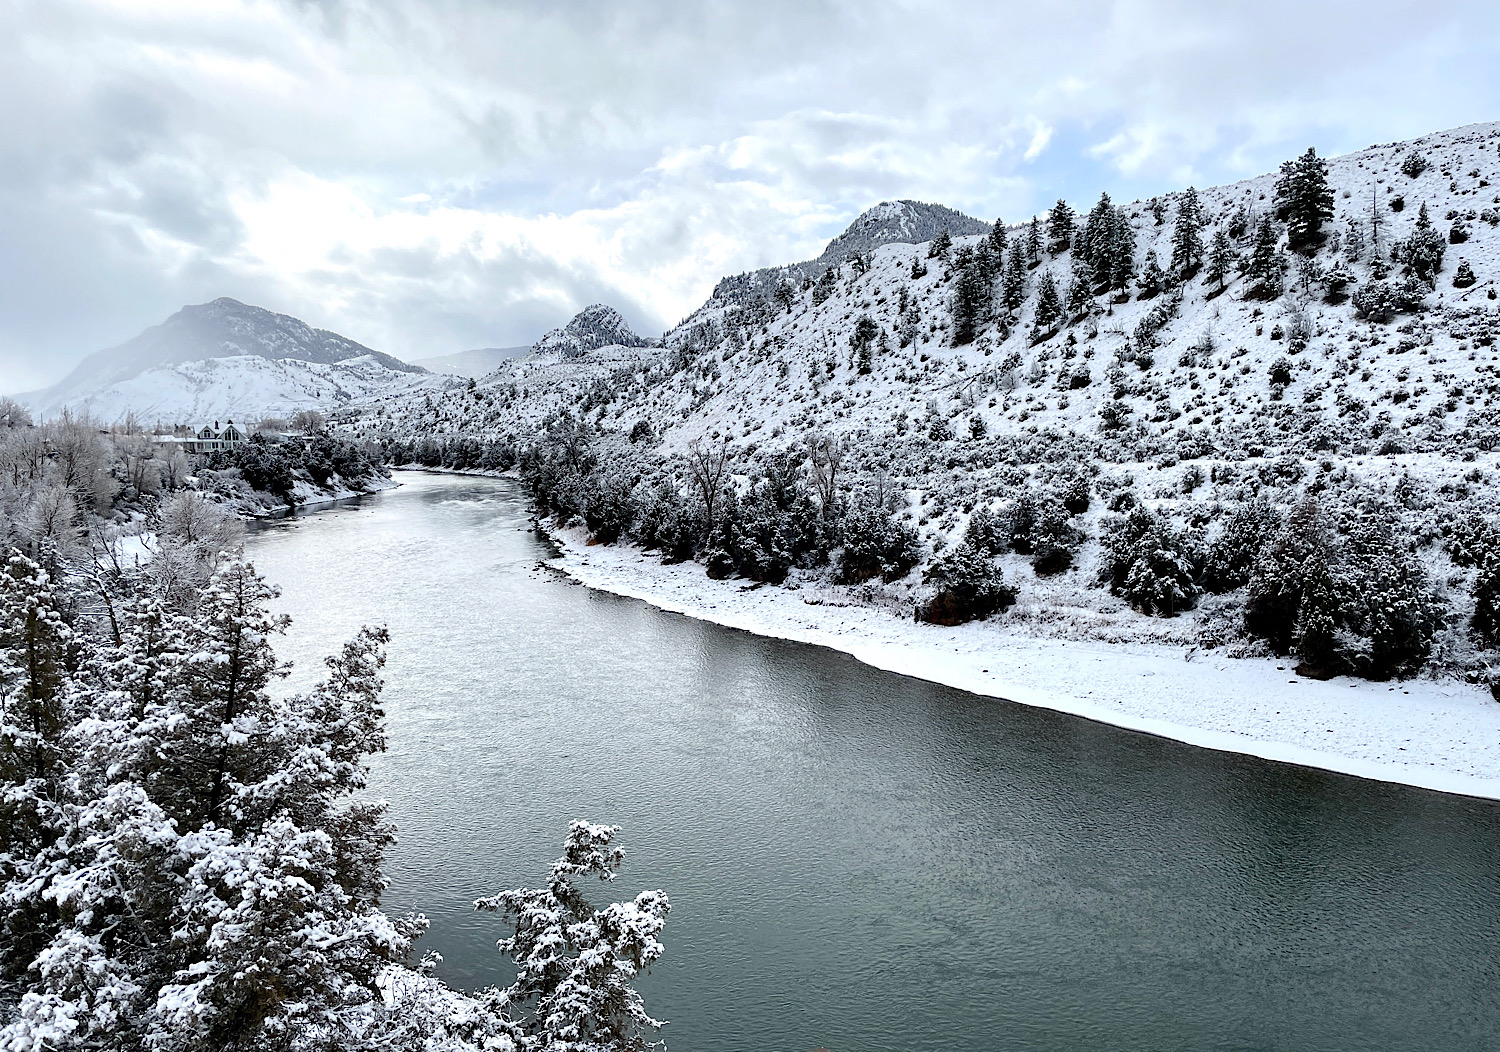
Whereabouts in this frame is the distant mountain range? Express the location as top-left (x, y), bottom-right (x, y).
top-left (410, 346), bottom-right (530, 378)
top-left (24, 298), bottom-right (447, 423)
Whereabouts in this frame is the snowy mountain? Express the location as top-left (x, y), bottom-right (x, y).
top-left (28, 298), bottom-right (429, 419)
top-left (712, 199), bottom-right (990, 306)
top-left (342, 120), bottom-right (1500, 688)
top-left (411, 346), bottom-right (530, 378)
top-left (531, 305), bottom-right (653, 359)
top-left (62, 353), bottom-right (461, 427)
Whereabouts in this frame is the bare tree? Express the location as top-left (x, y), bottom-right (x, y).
top-left (0, 397), bottom-right (32, 429)
top-left (687, 437), bottom-right (729, 535)
top-left (291, 409), bottom-right (326, 434)
top-left (807, 433), bottom-right (843, 518)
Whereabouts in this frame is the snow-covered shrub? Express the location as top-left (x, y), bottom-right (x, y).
top-left (1453, 260), bottom-right (1477, 289)
top-left (916, 542), bottom-right (1017, 625)
top-left (1474, 556), bottom-right (1500, 649)
top-left (838, 495), bottom-right (921, 584)
top-left (1246, 496), bottom-right (1443, 678)
top-left (1100, 505), bottom-right (1199, 616)
top-left (1029, 508), bottom-right (1087, 576)
top-left (1400, 150), bottom-right (1430, 178)
top-left (1352, 278), bottom-right (1427, 322)
top-left (1203, 498), bottom-right (1282, 593)
top-left (1395, 202), bottom-right (1447, 284)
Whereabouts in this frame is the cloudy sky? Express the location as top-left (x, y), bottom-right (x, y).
top-left (2, 0), bottom-right (1498, 392)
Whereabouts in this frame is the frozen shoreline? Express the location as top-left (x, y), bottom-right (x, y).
top-left (545, 525), bottom-right (1500, 802)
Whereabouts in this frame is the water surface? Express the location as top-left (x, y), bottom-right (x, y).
top-left (248, 471), bottom-right (1500, 1052)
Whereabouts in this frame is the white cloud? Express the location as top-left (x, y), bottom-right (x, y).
top-left (1, 0), bottom-right (1498, 390)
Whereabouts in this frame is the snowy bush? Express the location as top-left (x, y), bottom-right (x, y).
top-left (838, 495), bottom-right (921, 584)
top-left (1100, 505), bottom-right (1199, 616)
top-left (916, 542), bottom-right (1017, 625)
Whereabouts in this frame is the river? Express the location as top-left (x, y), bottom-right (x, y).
top-left (246, 470), bottom-right (1500, 1052)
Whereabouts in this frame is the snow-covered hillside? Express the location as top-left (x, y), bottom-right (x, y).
top-left (342, 120), bottom-right (1500, 698)
top-left (356, 123), bottom-right (1500, 459)
top-left (67, 353), bottom-right (461, 427)
top-left (27, 297), bottom-right (433, 419)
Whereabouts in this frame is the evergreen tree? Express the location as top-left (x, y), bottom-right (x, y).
top-left (950, 252), bottom-right (991, 346)
top-left (1002, 243), bottom-right (1028, 313)
top-left (1067, 255), bottom-right (1096, 317)
top-left (1206, 228), bottom-right (1237, 292)
top-left (1047, 199), bottom-right (1075, 253)
top-left (1076, 192), bottom-right (1114, 269)
top-left (987, 217), bottom-right (1008, 258)
top-left (1243, 215), bottom-right (1286, 298)
top-left (1025, 217), bottom-right (1042, 265)
top-left (1473, 556), bottom-right (1500, 648)
top-left (1139, 250), bottom-right (1168, 298)
top-left (812, 265), bottom-right (838, 305)
top-left (1273, 147), bottom-right (1335, 253)
top-left (476, 821), bottom-right (670, 1052)
top-left (1106, 207), bottom-right (1137, 292)
top-left (1032, 271), bottom-right (1063, 333)
top-left (916, 542), bottom-right (1016, 625)
top-left (1396, 201), bottom-right (1446, 284)
top-left (927, 228), bottom-right (952, 259)
top-left (0, 552), bottom-right (72, 787)
top-left (1169, 186), bottom-right (1204, 276)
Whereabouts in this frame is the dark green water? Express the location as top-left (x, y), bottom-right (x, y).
top-left (248, 471), bottom-right (1500, 1052)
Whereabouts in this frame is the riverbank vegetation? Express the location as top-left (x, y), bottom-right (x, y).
top-left (0, 409), bottom-right (671, 1050)
top-left (509, 413), bottom-right (1498, 693)
top-left (0, 406), bottom-right (391, 546)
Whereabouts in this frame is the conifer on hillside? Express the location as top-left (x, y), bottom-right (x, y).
top-left (1274, 147), bottom-right (1335, 254)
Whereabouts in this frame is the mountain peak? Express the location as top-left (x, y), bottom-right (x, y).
top-left (533, 304), bottom-right (650, 358)
top-left (818, 200), bottom-right (990, 265)
top-left (29, 298), bottom-right (424, 418)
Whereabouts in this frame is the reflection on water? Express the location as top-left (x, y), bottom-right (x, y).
top-left (248, 471), bottom-right (1500, 1052)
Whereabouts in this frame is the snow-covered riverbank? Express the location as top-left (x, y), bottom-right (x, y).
top-left (547, 525), bottom-right (1500, 801)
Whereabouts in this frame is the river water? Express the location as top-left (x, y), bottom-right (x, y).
top-left (247, 471), bottom-right (1500, 1052)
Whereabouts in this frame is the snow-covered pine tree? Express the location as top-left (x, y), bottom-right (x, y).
top-left (1025, 217), bottom-right (1042, 266)
top-left (1106, 206), bottom-right (1137, 293)
top-left (1075, 192), bottom-right (1113, 270)
top-left (1002, 243), bottom-right (1028, 313)
top-left (812, 265), bottom-right (838, 305)
top-left (1206, 228), bottom-right (1237, 293)
top-left (987, 217), bottom-right (1008, 257)
top-left (927, 228), bottom-right (952, 259)
top-left (1032, 271), bottom-right (1063, 336)
top-left (916, 542), bottom-right (1016, 625)
top-left (1047, 199), bottom-right (1075, 253)
top-left (1471, 554), bottom-right (1499, 648)
top-left (1243, 215), bottom-right (1286, 298)
top-left (1067, 255), bottom-right (1096, 317)
top-left (476, 821), bottom-right (670, 1052)
top-left (1139, 250), bottom-right (1168, 298)
top-left (949, 252), bottom-right (990, 346)
top-left (1169, 187), bottom-right (1204, 276)
top-left (1273, 147), bottom-right (1335, 254)
top-left (1396, 201), bottom-right (1446, 285)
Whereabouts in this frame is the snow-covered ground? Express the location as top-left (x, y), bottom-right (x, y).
top-left (549, 524), bottom-right (1500, 801)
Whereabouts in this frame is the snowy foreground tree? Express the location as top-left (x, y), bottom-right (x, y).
top-left (0, 547), bottom-right (668, 1052)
